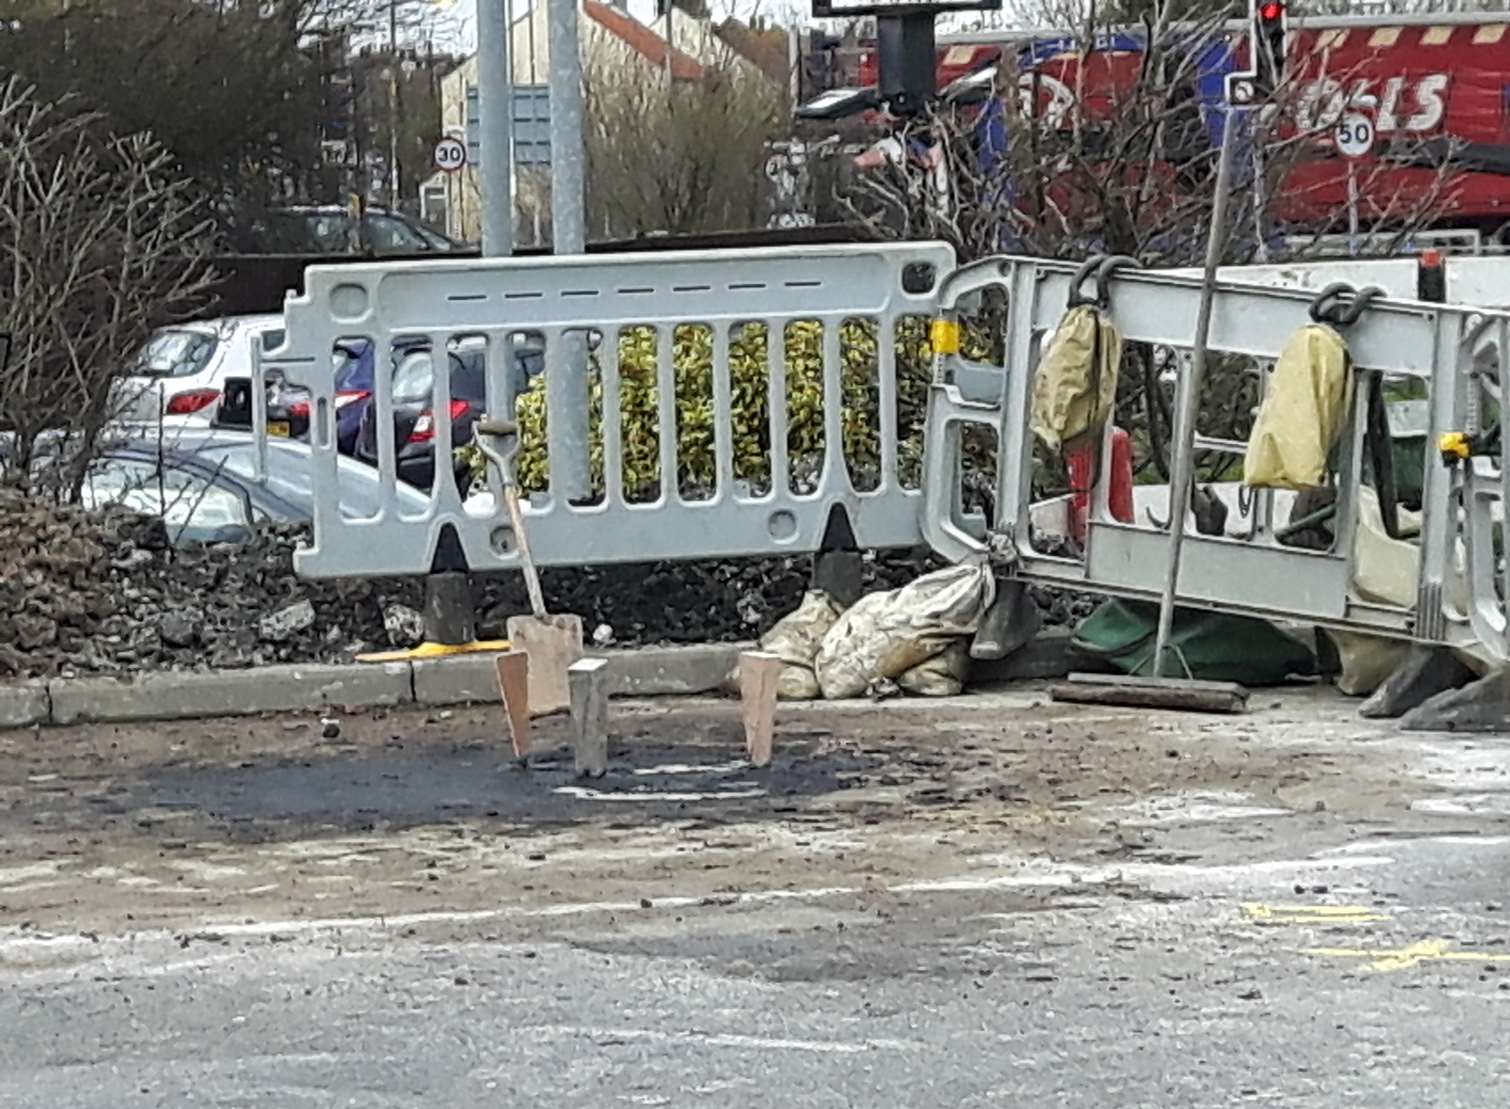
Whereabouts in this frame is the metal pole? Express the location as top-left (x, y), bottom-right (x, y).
top-left (1250, 122), bottom-right (1269, 263)
top-left (388, 0), bottom-right (399, 210)
top-left (1347, 160), bottom-right (1359, 256)
top-left (1151, 108), bottom-right (1239, 678)
top-left (476, 0), bottom-right (514, 256)
top-left (548, 0), bottom-right (586, 254)
top-left (547, 0), bottom-right (592, 501)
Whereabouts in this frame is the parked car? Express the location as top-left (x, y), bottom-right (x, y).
top-left (227, 205), bottom-right (467, 256)
top-left (111, 315), bottom-right (284, 432)
top-left (353, 341), bottom-right (488, 490)
top-left (266, 338), bottom-right (377, 453)
top-left (70, 431), bottom-right (430, 546)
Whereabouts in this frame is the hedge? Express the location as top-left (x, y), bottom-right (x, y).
top-left (455, 317), bottom-right (941, 499)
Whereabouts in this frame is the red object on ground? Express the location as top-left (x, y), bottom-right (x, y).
top-left (1066, 426), bottom-right (1134, 544)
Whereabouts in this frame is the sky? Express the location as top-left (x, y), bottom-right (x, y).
top-left (427, 0), bottom-right (1024, 53)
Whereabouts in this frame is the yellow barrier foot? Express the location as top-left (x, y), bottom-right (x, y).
top-left (356, 639), bottom-right (512, 664)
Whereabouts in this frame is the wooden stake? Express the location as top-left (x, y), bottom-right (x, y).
top-left (739, 650), bottom-right (784, 767)
top-left (495, 650), bottom-right (532, 757)
top-left (569, 657), bottom-right (611, 777)
top-left (1050, 672), bottom-right (1248, 714)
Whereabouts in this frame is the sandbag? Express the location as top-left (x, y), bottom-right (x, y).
top-left (1323, 486), bottom-right (1489, 695)
top-left (1245, 324), bottom-right (1353, 489)
top-left (814, 561), bottom-right (996, 700)
top-left (896, 639), bottom-right (971, 697)
top-left (729, 590), bottom-right (843, 701)
top-left (1032, 305), bottom-right (1123, 452)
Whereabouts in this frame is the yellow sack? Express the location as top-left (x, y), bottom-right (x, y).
top-left (1244, 324), bottom-right (1352, 489)
top-left (1032, 305), bottom-right (1122, 452)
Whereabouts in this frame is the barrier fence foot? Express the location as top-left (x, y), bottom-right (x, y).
top-left (569, 657), bottom-right (611, 778)
top-left (1360, 645), bottom-right (1476, 720)
top-left (354, 573), bottom-right (506, 663)
top-left (1399, 667), bottom-right (1510, 734)
top-left (812, 548), bottom-right (864, 608)
top-left (495, 650), bottom-right (531, 759)
top-left (971, 580), bottom-right (1042, 661)
top-left (506, 614), bottom-right (585, 717)
top-left (424, 572), bottom-right (477, 645)
top-left (739, 650), bottom-right (783, 768)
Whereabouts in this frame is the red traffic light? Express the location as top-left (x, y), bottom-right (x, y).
top-left (1259, 1), bottom-right (1284, 20)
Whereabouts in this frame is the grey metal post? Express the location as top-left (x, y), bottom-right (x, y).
top-left (1151, 108), bottom-right (1239, 678)
top-left (548, 0), bottom-right (592, 501)
top-left (476, 0), bottom-right (514, 257)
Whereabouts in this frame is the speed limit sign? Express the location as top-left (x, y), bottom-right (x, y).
top-left (433, 135), bottom-right (467, 172)
top-left (1333, 112), bottom-right (1375, 159)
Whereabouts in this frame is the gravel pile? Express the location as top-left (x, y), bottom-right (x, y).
top-left (0, 489), bottom-right (943, 680)
top-left (0, 488), bottom-right (1096, 682)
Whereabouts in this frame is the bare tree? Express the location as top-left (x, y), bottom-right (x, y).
top-left (0, 78), bottom-right (214, 499)
top-left (0, 0), bottom-right (459, 235)
top-left (582, 51), bottom-right (789, 238)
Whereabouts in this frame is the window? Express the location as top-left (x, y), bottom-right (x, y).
top-left (80, 457), bottom-right (251, 539)
top-left (129, 330), bottom-right (218, 378)
top-left (365, 214), bottom-right (430, 253)
top-left (391, 349), bottom-right (436, 403)
top-left (306, 213), bottom-right (357, 252)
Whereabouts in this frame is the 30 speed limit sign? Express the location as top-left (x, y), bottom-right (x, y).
top-left (1333, 112), bottom-right (1375, 159)
top-left (433, 136), bottom-right (467, 172)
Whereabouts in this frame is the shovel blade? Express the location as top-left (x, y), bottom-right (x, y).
top-left (506, 614), bottom-right (585, 716)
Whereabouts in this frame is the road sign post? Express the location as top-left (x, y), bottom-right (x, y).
top-left (1333, 111), bottom-right (1375, 255)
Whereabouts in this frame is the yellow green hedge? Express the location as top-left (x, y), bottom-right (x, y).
top-left (478, 318), bottom-right (940, 498)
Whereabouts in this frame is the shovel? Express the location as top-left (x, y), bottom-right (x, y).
top-left (476, 414), bottom-right (584, 716)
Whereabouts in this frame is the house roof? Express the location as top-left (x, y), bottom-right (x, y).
top-left (582, 0), bottom-right (705, 81)
top-left (714, 19), bottom-right (789, 84)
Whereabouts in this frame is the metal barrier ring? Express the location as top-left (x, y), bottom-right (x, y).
top-left (1095, 255), bottom-right (1143, 305)
top-left (1309, 282), bottom-right (1354, 325)
top-left (1336, 285), bottom-right (1386, 327)
top-left (1067, 254), bottom-right (1108, 309)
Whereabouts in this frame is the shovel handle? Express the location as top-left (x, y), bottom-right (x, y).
top-left (502, 480), bottom-right (548, 621)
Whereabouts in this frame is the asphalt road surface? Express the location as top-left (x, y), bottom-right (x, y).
top-left (2, 687), bottom-right (1509, 1107)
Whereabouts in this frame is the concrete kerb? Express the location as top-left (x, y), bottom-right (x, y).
top-left (47, 663), bottom-right (414, 727)
top-left (0, 682), bottom-right (50, 729)
top-left (8, 633), bottom-right (1079, 731)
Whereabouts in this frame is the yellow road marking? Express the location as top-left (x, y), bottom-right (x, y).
top-left (1243, 903), bottom-right (1389, 926)
top-left (1302, 939), bottom-right (1500, 973)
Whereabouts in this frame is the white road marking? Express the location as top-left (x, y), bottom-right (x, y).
top-left (517, 1024), bottom-right (918, 1055)
top-left (553, 785), bottom-right (766, 803)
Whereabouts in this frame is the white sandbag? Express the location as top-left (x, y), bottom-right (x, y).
top-left (896, 638), bottom-right (971, 697)
top-left (1330, 487), bottom-right (1488, 696)
top-left (728, 590), bottom-right (843, 701)
top-left (815, 561), bottom-right (996, 700)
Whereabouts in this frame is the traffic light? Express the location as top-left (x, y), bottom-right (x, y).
top-left (1253, 0), bottom-right (1287, 97)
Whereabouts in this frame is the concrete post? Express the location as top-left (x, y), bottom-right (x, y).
top-left (547, 0), bottom-right (592, 502)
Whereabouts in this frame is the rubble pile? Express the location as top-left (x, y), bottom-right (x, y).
top-left (0, 488), bottom-right (944, 680)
